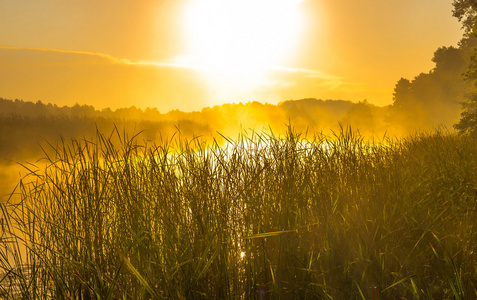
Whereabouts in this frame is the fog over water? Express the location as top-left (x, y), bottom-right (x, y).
top-left (1, 163), bottom-right (25, 203)
top-left (0, 34), bottom-right (475, 202)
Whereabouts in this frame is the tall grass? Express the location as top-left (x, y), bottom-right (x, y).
top-left (1, 125), bottom-right (477, 299)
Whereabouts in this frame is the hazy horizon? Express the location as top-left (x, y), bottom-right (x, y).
top-left (0, 0), bottom-right (464, 112)
top-left (3, 2), bottom-right (477, 298)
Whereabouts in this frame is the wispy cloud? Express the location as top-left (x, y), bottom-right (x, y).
top-left (0, 45), bottom-right (364, 92)
top-left (0, 45), bottom-right (128, 63)
top-left (273, 66), bottom-right (340, 79)
top-left (0, 46), bottom-right (190, 69)
top-left (272, 66), bottom-right (364, 90)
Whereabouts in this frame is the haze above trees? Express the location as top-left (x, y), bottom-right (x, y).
top-left (2, 0), bottom-right (477, 175)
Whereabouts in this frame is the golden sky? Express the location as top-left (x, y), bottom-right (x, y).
top-left (0, 0), bottom-right (463, 112)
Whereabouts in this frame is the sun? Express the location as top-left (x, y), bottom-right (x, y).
top-left (180, 0), bottom-right (305, 96)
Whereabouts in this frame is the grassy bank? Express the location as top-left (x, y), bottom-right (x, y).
top-left (1, 126), bottom-right (476, 299)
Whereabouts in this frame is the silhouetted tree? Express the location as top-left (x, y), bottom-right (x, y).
top-left (454, 50), bottom-right (477, 133)
top-left (453, 0), bottom-right (477, 35)
top-left (391, 42), bottom-right (470, 133)
top-left (452, 1), bottom-right (477, 132)
top-left (392, 78), bottom-right (414, 110)
top-left (390, 78), bottom-right (425, 132)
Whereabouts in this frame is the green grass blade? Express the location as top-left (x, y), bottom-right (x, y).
top-left (119, 250), bottom-right (160, 299)
top-left (381, 275), bottom-right (414, 292)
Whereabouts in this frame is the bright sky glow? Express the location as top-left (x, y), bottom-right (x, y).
top-left (180, 0), bottom-right (306, 97)
top-left (0, 0), bottom-right (464, 112)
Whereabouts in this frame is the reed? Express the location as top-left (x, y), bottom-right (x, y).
top-left (1, 125), bottom-right (476, 299)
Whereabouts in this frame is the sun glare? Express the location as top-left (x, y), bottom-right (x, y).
top-left (181, 0), bottom-right (305, 92)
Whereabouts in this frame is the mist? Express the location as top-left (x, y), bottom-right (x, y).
top-left (1, 30), bottom-right (475, 203)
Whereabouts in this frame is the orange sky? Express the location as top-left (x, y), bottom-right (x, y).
top-left (0, 0), bottom-right (464, 112)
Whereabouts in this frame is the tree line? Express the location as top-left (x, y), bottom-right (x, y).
top-left (3, 1), bottom-right (477, 162)
top-left (0, 97), bottom-right (390, 162)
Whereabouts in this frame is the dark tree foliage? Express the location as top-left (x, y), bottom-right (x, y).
top-left (392, 78), bottom-right (414, 110)
top-left (455, 101), bottom-right (477, 132)
top-left (453, 0), bottom-right (477, 35)
top-left (453, 1), bottom-right (477, 133)
top-left (392, 46), bottom-right (470, 133)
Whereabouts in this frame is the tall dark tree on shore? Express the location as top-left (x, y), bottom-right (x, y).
top-left (453, 0), bottom-right (477, 132)
top-left (391, 45), bottom-right (470, 133)
top-left (453, 0), bottom-right (477, 35)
